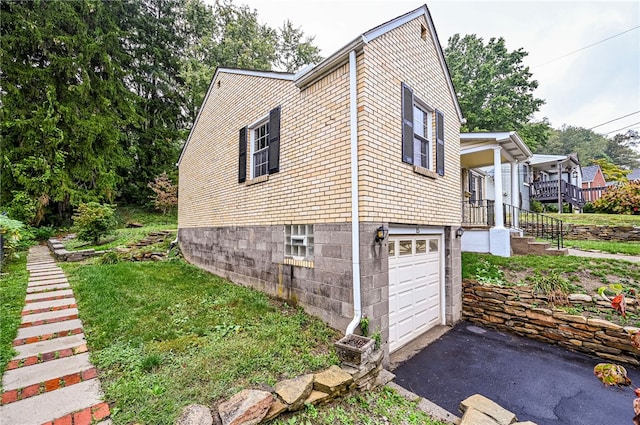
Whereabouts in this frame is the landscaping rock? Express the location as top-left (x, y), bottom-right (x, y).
top-left (568, 294), bottom-right (592, 303)
top-left (313, 365), bottom-right (353, 395)
top-left (176, 404), bottom-right (213, 425)
top-left (217, 389), bottom-right (273, 425)
top-left (263, 400), bottom-right (287, 422)
top-left (304, 390), bottom-right (330, 405)
top-left (460, 394), bottom-right (517, 425)
top-left (274, 374), bottom-right (314, 411)
top-left (460, 407), bottom-right (502, 425)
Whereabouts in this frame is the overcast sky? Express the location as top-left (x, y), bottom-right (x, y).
top-left (232, 0), bottom-right (639, 139)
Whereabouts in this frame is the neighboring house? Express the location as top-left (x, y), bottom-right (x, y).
top-left (528, 153), bottom-right (584, 211)
top-left (628, 168), bottom-right (640, 182)
top-left (459, 132), bottom-right (532, 257)
top-left (581, 165), bottom-right (607, 203)
top-left (177, 5), bottom-right (464, 356)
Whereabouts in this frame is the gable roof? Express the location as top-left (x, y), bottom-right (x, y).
top-left (581, 165), bottom-right (602, 183)
top-left (178, 4), bottom-right (463, 167)
top-left (294, 4), bottom-right (463, 121)
top-left (629, 168), bottom-right (640, 181)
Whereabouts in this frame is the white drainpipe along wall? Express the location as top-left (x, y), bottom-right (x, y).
top-left (346, 49), bottom-right (362, 335)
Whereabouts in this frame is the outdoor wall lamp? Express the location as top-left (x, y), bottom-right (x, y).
top-left (375, 226), bottom-right (388, 243)
top-left (455, 227), bottom-right (465, 238)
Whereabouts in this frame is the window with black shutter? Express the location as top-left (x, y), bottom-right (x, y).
top-left (240, 106), bottom-right (281, 182)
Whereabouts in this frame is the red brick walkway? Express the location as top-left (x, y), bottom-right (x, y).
top-left (0, 246), bottom-right (111, 425)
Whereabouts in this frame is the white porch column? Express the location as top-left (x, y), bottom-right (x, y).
top-left (489, 146), bottom-right (511, 257)
top-left (493, 147), bottom-right (504, 228)
top-left (511, 161), bottom-right (519, 228)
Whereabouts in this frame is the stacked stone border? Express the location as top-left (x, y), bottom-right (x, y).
top-left (47, 230), bottom-right (175, 262)
top-left (564, 224), bottom-right (640, 242)
top-left (463, 279), bottom-right (640, 366)
top-left (176, 348), bottom-right (387, 425)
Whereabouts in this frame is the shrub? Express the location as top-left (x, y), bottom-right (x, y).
top-left (0, 215), bottom-right (30, 264)
top-left (148, 172), bottom-right (178, 215)
top-left (582, 202), bottom-right (595, 213)
top-left (72, 203), bottom-right (116, 244)
top-left (530, 200), bottom-right (543, 213)
top-left (29, 226), bottom-right (56, 241)
top-left (593, 181), bottom-right (640, 215)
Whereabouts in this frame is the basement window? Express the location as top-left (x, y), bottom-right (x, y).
top-left (285, 224), bottom-right (314, 260)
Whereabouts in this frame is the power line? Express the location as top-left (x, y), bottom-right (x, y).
top-left (589, 111), bottom-right (640, 130)
top-left (604, 121), bottom-right (640, 135)
top-left (533, 25), bottom-right (640, 68)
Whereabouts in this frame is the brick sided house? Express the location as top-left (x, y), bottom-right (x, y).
top-left (177, 5), bottom-right (464, 357)
top-left (581, 164), bottom-right (607, 202)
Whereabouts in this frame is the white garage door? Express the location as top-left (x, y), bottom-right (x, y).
top-left (388, 235), bottom-right (442, 352)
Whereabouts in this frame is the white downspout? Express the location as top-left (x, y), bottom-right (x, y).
top-left (346, 49), bottom-right (361, 335)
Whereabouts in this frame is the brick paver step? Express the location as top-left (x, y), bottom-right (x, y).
top-left (28, 271), bottom-right (66, 280)
top-left (15, 318), bottom-right (83, 341)
top-left (26, 282), bottom-right (71, 294)
top-left (0, 379), bottom-right (107, 425)
top-left (21, 308), bottom-right (79, 327)
top-left (22, 298), bottom-right (77, 315)
top-left (27, 266), bottom-right (60, 273)
top-left (11, 333), bottom-right (87, 360)
top-left (25, 289), bottom-right (74, 303)
top-left (2, 352), bottom-right (94, 393)
top-left (28, 277), bottom-right (68, 287)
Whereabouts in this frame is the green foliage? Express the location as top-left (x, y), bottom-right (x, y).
top-left (444, 34), bottom-right (547, 150)
top-left (0, 252), bottom-right (28, 381)
top-left (98, 251), bottom-right (123, 265)
top-left (372, 331), bottom-right (382, 350)
top-left (0, 215), bottom-right (31, 261)
top-left (582, 202), bottom-right (595, 213)
top-left (544, 212), bottom-right (640, 226)
top-left (276, 20), bottom-right (323, 72)
top-left (538, 126), bottom-right (609, 164)
top-left (528, 271), bottom-right (573, 304)
top-left (593, 181), bottom-right (640, 215)
top-left (72, 203), bottom-right (117, 244)
top-left (530, 200), bottom-right (543, 213)
top-left (591, 158), bottom-right (631, 182)
top-left (359, 316), bottom-right (370, 337)
top-left (474, 260), bottom-right (506, 285)
top-left (563, 240), bottom-right (640, 256)
top-left (606, 130), bottom-right (640, 169)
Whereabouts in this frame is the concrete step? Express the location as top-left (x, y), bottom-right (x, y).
top-left (2, 352), bottom-right (93, 392)
top-left (28, 277), bottom-right (68, 287)
top-left (22, 298), bottom-right (77, 315)
top-left (0, 380), bottom-right (107, 425)
top-left (21, 308), bottom-right (79, 327)
top-left (26, 282), bottom-right (71, 293)
top-left (26, 266), bottom-right (59, 273)
top-left (12, 333), bottom-right (87, 360)
top-left (25, 289), bottom-right (74, 303)
top-left (28, 271), bottom-right (66, 280)
top-left (15, 319), bottom-right (83, 342)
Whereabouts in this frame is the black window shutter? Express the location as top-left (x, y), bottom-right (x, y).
top-left (238, 127), bottom-right (247, 183)
top-left (436, 109), bottom-right (445, 176)
top-left (268, 106), bottom-right (281, 174)
top-left (401, 83), bottom-right (414, 164)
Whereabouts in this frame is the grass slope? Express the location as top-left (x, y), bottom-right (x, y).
top-left (62, 259), bottom-right (340, 425)
top-left (0, 252), bottom-right (28, 388)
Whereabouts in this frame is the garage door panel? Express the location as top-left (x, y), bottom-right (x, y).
top-left (388, 235), bottom-right (442, 353)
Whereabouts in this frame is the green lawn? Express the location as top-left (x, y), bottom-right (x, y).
top-left (270, 386), bottom-right (446, 425)
top-left (563, 239), bottom-right (640, 256)
top-left (62, 259), bottom-right (342, 424)
top-left (0, 252), bottom-right (28, 388)
top-left (547, 213), bottom-right (640, 226)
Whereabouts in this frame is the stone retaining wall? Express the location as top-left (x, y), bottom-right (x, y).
top-left (564, 224), bottom-right (640, 242)
top-left (463, 280), bottom-right (640, 366)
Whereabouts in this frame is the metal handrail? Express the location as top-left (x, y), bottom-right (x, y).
top-left (503, 203), bottom-right (564, 249)
top-left (461, 200), bottom-right (495, 226)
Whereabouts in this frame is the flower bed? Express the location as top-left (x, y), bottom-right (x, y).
top-left (462, 279), bottom-right (640, 366)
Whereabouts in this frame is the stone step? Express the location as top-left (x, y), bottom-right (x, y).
top-left (15, 319), bottom-right (83, 342)
top-left (28, 273), bottom-right (66, 281)
top-left (0, 380), bottom-right (107, 425)
top-left (26, 265), bottom-right (59, 273)
top-left (11, 333), bottom-right (87, 361)
top-left (28, 277), bottom-right (68, 287)
top-left (25, 289), bottom-right (74, 303)
top-left (26, 282), bottom-right (71, 293)
top-left (2, 352), bottom-right (94, 393)
top-left (21, 308), bottom-right (79, 327)
top-left (22, 298), bottom-right (77, 315)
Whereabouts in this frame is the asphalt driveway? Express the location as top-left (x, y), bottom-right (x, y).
top-left (393, 321), bottom-right (640, 425)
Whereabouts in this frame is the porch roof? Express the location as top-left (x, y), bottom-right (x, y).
top-left (460, 131), bottom-right (532, 169)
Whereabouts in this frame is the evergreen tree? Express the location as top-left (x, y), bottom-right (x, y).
top-left (1, 0), bottom-right (137, 225)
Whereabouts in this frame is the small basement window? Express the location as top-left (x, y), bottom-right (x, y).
top-left (285, 224), bottom-right (314, 260)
